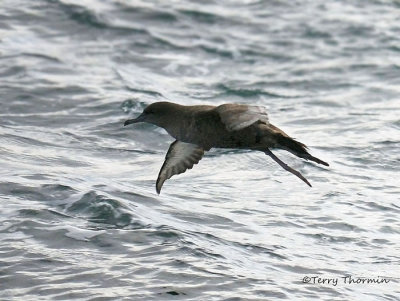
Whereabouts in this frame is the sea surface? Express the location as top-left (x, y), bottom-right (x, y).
top-left (1, 0), bottom-right (399, 300)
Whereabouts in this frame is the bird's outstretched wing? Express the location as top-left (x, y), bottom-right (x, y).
top-left (156, 141), bottom-right (205, 194)
top-left (215, 104), bottom-right (269, 131)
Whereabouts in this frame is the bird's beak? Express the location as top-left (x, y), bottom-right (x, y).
top-left (124, 113), bottom-right (146, 126)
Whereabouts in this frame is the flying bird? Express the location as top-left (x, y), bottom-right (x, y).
top-left (124, 102), bottom-right (328, 194)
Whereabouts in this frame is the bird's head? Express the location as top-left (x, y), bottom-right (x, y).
top-left (124, 102), bottom-right (178, 128)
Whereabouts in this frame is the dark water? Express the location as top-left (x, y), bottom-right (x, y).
top-left (1, 0), bottom-right (399, 300)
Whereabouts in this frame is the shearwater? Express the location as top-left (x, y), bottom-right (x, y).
top-left (124, 102), bottom-right (328, 194)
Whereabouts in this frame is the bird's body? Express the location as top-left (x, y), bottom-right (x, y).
top-left (124, 101), bottom-right (328, 193)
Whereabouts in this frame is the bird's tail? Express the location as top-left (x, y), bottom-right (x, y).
top-left (275, 134), bottom-right (329, 166)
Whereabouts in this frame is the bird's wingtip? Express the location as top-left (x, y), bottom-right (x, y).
top-left (156, 183), bottom-right (162, 194)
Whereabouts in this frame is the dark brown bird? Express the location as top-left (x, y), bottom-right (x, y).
top-left (124, 101), bottom-right (328, 194)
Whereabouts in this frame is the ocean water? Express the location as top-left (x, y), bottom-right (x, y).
top-left (0, 0), bottom-right (399, 300)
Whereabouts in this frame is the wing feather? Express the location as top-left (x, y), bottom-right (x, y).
top-left (216, 104), bottom-right (269, 131)
top-left (156, 141), bottom-right (205, 194)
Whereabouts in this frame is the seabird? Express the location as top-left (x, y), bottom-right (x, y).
top-left (124, 102), bottom-right (328, 194)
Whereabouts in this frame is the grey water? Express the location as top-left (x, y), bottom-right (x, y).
top-left (1, 0), bottom-right (399, 300)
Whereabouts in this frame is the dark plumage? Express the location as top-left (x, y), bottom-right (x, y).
top-left (124, 101), bottom-right (328, 193)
